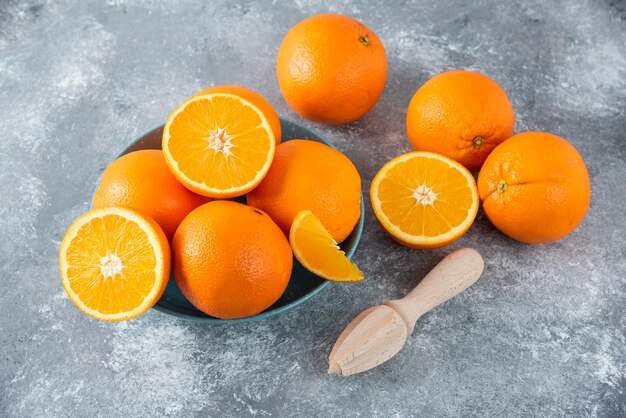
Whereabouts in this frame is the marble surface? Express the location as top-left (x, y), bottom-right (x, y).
top-left (1, 0), bottom-right (625, 416)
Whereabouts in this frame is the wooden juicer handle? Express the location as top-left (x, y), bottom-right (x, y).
top-left (384, 248), bottom-right (484, 334)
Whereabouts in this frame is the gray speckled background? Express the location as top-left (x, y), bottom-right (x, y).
top-left (1, 0), bottom-right (625, 416)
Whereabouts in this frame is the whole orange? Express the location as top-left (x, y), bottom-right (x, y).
top-left (276, 13), bottom-right (387, 124)
top-left (92, 150), bottom-right (211, 240)
top-left (192, 85), bottom-right (282, 144)
top-left (406, 70), bottom-right (515, 171)
top-left (246, 140), bottom-right (361, 243)
top-left (172, 200), bottom-right (293, 319)
top-left (477, 132), bottom-right (590, 244)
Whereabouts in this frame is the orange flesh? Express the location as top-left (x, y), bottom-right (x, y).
top-left (377, 156), bottom-right (475, 237)
top-left (60, 208), bottom-right (169, 320)
top-left (164, 94), bottom-right (274, 196)
top-left (290, 210), bottom-right (363, 282)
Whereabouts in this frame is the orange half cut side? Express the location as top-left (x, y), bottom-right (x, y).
top-left (162, 93), bottom-right (276, 198)
top-left (370, 151), bottom-right (479, 249)
top-left (59, 206), bottom-right (171, 321)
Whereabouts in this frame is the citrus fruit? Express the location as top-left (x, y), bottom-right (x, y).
top-left (370, 151), bottom-right (479, 249)
top-left (172, 200), bottom-right (292, 319)
top-left (276, 13), bottom-right (387, 124)
top-left (290, 210), bottom-right (364, 282)
top-left (92, 150), bottom-right (211, 241)
top-left (477, 132), bottom-right (590, 244)
top-left (162, 89), bottom-right (276, 198)
top-left (191, 85), bottom-right (281, 144)
top-left (406, 70), bottom-right (514, 171)
top-left (246, 139), bottom-right (361, 243)
top-left (59, 206), bottom-right (171, 322)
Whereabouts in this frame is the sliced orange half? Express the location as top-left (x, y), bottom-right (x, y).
top-left (290, 210), bottom-right (364, 282)
top-left (162, 92), bottom-right (276, 198)
top-left (59, 206), bottom-right (171, 321)
top-left (370, 152), bottom-right (479, 249)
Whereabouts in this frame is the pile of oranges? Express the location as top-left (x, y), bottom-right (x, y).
top-left (59, 13), bottom-right (590, 323)
top-left (59, 82), bottom-right (363, 322)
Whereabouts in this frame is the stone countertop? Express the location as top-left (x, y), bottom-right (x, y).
top-left (1, 0), bottom-right (625, 416)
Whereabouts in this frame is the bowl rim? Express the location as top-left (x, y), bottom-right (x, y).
top-left (96, 117), bottom-right (364, 324)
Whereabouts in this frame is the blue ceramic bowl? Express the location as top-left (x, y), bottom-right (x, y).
top-left (108, 118), bottom-right (364, 324)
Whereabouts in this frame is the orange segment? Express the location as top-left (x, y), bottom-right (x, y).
top-left (59, 206), bottom-right (171, 321)
top-left (162, 93), bottom-right (276, 198)
top-left (370, 152), bottom-right (479, 249)
top-left (290, 210), bottom-right (364, 282)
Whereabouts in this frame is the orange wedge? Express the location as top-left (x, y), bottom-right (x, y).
top-left (370, 151), bottom-right (479, 249)
top-left (290, 210), bottom-right (364, 282)
top-left (59, 206), bottom-right (171, 321)
top-left (162, 91), bottom-right (276, 198)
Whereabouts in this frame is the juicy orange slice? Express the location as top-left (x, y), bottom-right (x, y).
top-left (370, 151), bottom-right (479, 249)
top-left (162, 92), bottom-right (276, 198)
top-left (59, 207), bottom-right (171, 321)
top-left (290, 210), bottom-right (364, 282)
